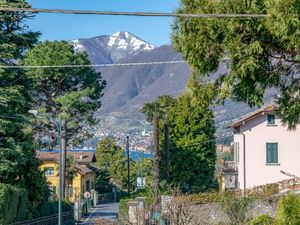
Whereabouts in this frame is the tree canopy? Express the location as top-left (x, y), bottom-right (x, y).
top-left (168, 77), bottom-right (217, 192)
top-left (173, 0), bottom-right (300, 128)
top-left (22, 41), bottom-right (106, 147)
top-left (95, 136), bottom-right (137, 191)
top-left (0, 0), bottom-right (48, 219)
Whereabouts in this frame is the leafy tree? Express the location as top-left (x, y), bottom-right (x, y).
top-left (95, 169), bottom-right (111, 193)
top-left (276, 193), bottom-right (300, 225)
top-left (95, 136), bottom-right (137, 192)
top-left (0, 0), bottom-right (48, 218)
top-left (22, 41), bottom-right (106, 197)
top-left (168, 76), bottom-right (216, 192)
top-left (173, 0), bottom-right (300, 128)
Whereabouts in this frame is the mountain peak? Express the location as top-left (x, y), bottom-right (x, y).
top-left (108, 31), bottom-right (155, 52)
top-left (70, 31), bottom-right (156, 63)
top-left (111, 31), bottom-right (131, 38)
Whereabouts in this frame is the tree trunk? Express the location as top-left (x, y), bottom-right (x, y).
top-left (61, 119), bottom-right (67, 199)
top-left (153, 114), bottom-right (160, 209)
top-left (164, 122), bottom-right (170, 181)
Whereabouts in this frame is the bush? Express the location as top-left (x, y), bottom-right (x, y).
top-left (220, 195), bottom-right (253, 225)
top-left (276, 193), bottom-right (300, 225)
top-left (39, 200), bottom-right (73, 217)
top-left (248, 215), bottom-right (274, 225)
top-left (0, 183), bottom-right (29, 224)
top-left (119, 198), bottom-right (131, 222)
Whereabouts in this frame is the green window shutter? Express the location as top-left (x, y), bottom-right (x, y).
top-left (266, 143), bottom-right (278, 163)
top-left (267, 115), bottom-right (275, 125)
top-left (273, 143), bottom-right (278, 163)
top-left (266, 143), bottom-right (272, 163)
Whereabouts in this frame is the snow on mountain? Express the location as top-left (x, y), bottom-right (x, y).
top-left (71, 39), bottom-right (86, 52)
top-left (69, 31), bottom-right (155, 63)
top-left (108, 31), bottom-right (155, 51)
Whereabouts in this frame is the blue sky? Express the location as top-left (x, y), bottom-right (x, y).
top-left (26, 0), bottom-right (179, 46)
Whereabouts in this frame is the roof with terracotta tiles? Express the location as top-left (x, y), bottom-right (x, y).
top-left (36, 150), bottom-right (96, 164)
top-left (230, 104), bottom-right (278, 128)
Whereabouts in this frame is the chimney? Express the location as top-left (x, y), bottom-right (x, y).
top-left (79, 151), bottom-right (83, 160)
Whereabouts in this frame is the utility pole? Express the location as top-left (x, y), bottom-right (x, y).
top-left (126, 135), bottom-right (130, 196)
top-left (141, 150), bottom-right (144, 188)
top-left (57, 119), bottom-right (62, 225)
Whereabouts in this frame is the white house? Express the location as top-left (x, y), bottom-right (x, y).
top-left (230, 105), bottom-right (300, 190)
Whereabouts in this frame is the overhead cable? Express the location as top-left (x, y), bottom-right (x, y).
top-left (0, 61), bottom-right (187, 69)
top-left (0, 8), bottom-right (268, 18)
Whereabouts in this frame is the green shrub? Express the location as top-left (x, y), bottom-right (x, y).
top-left (119, 198), bottom-right (132, 222)
top-left (276, 193), bottom-right (300, 225)
top-left (220, 195), bottom-right (253, 225)
top-left (0, 183), bottom-right (29, 224)
top-left (39, 200), bottom-right (73, 216)
top-left (248, 215), bottom-right (274, 225)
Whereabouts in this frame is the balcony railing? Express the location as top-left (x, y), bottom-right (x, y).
top-left (222, 161), bottom-right (238, 174)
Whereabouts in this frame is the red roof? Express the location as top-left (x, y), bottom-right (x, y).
top-left (36, 151), bottom-right (96, 164)
top-left (230, 104), bottom-right (278, 128)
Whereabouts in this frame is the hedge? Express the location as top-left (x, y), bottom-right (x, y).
top-left (0, 183), bottom-right (29, 224)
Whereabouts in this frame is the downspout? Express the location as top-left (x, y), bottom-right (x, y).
top-left (234, 128), bottom-right (246, 190)
top-left (242, 133), bottom-right (246, 191)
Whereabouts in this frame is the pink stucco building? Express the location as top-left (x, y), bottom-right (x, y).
top-left (230, 105), bottom-right (300, 190)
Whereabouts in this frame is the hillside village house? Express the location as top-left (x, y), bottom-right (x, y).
top-left (222, 105), bottom-right (300, 190)
top-left (36, 150), bottom-right (99, 201)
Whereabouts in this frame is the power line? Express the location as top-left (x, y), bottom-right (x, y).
top-left (0, 61), bottom-right (187, 69)
top-left (177, 135), bottom-right (233, 148)
top-left (0, 8), bottom-right (268, 18)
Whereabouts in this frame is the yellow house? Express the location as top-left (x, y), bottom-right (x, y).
top-left (36, 150), bottom-right (99, 201)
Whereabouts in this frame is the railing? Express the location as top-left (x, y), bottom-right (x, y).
top-left (221, 161), bottom-right (238, 174)
top-left (10, 211), bottom-right (74, 225)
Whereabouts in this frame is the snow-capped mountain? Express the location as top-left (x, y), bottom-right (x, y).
top-left (69, 31), bottom-right (274, 132)
top-left (70, 31), bottom-right (155, 63)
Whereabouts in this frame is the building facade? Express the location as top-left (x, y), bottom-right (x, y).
top-left (36, 150), bottom-right (98, 201)
top-left (230, 105), bottom-right (300, 190)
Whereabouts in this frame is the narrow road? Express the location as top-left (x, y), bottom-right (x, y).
top-left (79, 202), bottom-right (119, 224)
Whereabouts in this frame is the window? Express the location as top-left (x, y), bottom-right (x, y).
top-left (266, 143), bottom-right (278, 164)
top-left (267, 115), bottom-right (275, 125)
top-left (44, 167), bottom-right (54, 176)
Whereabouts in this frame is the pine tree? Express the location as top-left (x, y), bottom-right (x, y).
top-left (0, 0), bottom-right (48, 218)
top-left (173, 0), bottom-right (300, 128)
top-left (22, 41), bottom-right (106, 197)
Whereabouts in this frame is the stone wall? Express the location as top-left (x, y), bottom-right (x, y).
top-left (168, 198), bottom-right (277, 225)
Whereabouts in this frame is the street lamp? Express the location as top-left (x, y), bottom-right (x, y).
top-left (29, 110), bottom-right (63, 225)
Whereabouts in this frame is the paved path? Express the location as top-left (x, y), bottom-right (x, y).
top-left (79, 202), bottom-right (119, 224)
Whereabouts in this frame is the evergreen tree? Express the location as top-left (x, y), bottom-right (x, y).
top-left (168, 76), bottom-right (216, 192)
top-left (22, 41), bottom-right (106, 197)
top-left (95, 136), bottom-right (137, 191)
top-left (173, 0), bottom-right (300, 128)
top-left (0, 0), bottom-right (48, 218)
